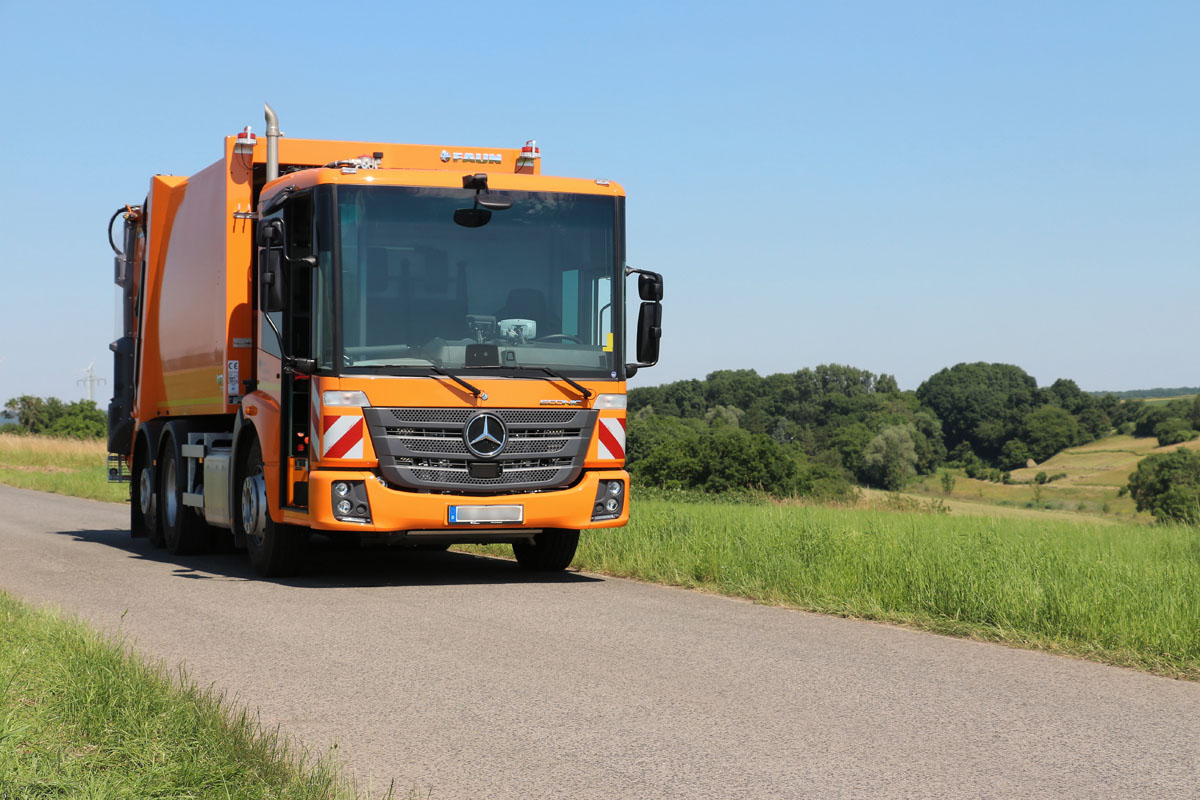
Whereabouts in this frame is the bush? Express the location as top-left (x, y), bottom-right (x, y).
top-left (3, 396), bottom-right (105, 440)
top-left (1154, 417), bottom-right (1197, 447)
top-left (1127, 449), bottom-right (1200, 523)
top-left (1118, 421), bottom-right (1135, 435)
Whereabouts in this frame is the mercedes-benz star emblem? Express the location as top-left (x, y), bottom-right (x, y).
top-left (464, 413), bottom-right (507, 458)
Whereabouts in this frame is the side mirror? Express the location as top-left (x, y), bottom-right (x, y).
top-left (257, 218), bottom-right (283, 247)
top-left (635, 301), bottom-right (662, 366)
top-left (638, 271), bottom-right (664, 302)
top-left (261, 248), bottom-right (285, 313)
top-left (625, 267), bottom-right (664, 377)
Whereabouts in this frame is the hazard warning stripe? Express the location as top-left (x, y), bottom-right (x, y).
top-left (311, 385), bottom-right (321, 457)
top-left (323, 415), bottom-right (364, 459)
top-left (596, 417), bottom-right (626, 461)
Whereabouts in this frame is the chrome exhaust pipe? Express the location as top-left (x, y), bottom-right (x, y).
top-left (264, 102), bottom-right (279, 182)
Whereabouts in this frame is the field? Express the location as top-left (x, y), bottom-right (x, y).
top-left (0, 434), bottom-right (127, 503)
top-left (906, 433), bottom-right (1200, 522)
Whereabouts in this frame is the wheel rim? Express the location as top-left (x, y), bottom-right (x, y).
top-left (164, 457), bottom-right (178, 528)
top-left (139, 467), bottom-right (154, 516)
top-left (241, 469), bottom-right (267, 547)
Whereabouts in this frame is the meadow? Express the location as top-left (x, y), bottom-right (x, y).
top-left (0, 434), bottom-right (127, 502)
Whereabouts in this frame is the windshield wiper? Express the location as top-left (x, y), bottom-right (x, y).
top-left (384, 362), bottom-right (488, 400)
top-left (538, 367), bottom-right (593, 400)
top-left (430, 365), bottom-right (488, 400)
top-left (469, 365), bottom-right (593, 400)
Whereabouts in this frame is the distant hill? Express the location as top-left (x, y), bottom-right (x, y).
top-left (1089, 388), bottom-right (1200, 399)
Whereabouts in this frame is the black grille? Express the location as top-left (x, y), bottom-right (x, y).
top-left (363, 407), bottom-right (597, 492)
top-left (408, 458), bottom-right (570, 486)
top-left (389, 408), bottom-right (577, 425)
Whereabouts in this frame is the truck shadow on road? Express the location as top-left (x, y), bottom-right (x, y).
top-left (55, 527), bottom-right (604, 588)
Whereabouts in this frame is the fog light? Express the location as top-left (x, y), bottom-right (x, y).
top-left (603, 497), bottom-right (620, 513)
top-left (336, 499), bottom-right (353, 515)
top-left (607, 481), bottom-right (623, 497)
top-left (333, 482), bottom-right (350, 497)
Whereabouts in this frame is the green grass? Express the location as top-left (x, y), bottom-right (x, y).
top-left (0, 434), bottom-right (127, 503)
top-left (0, 590), bottom-right (405, 799)
top-left (467, 496), bottom-right (1200, 679)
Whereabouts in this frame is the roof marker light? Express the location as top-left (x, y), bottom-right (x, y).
top-left (517, 139), bottom-right (541, 167)
top-left (234, 126), bottom-right (257, 153)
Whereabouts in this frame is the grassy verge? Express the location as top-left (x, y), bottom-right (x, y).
top-left (0, 434), bottom-right (126, 503)
top-left (466, 495), bottom-right (1200, 680)
top-left (0, 590), bottom-right (400, 799)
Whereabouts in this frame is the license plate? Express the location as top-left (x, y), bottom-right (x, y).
top-left (448, 505), bottom-right (524, 525)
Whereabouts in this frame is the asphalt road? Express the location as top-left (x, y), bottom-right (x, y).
top-left (1, 484), bottom-right (1198, 799)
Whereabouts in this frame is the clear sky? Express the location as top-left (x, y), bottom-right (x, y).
top-left (1, 0), bottom-right (1196, 405)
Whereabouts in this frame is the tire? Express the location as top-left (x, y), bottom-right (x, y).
top-left (160, 430), bottom-right (212, 555)
top-left (512, 529), bottom-right (579, 571)
top-left (132, 437), bottom-right (163, 546)
top-left (238, 437), bottom-right (309, 577)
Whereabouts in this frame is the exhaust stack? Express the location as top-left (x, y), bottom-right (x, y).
top-left (264, 102), bottom-right (279, 182)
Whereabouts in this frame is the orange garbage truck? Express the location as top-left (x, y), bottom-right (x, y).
top-left (106, 104), bottom-right (663, 576)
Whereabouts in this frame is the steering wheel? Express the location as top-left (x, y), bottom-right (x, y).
top-left (534, 333), bottom-right (584, 344)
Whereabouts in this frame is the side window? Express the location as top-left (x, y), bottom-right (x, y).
top-left (258, 213), bottom-right (283, 359)
top-left (594, 275), bottom-right (612, 348)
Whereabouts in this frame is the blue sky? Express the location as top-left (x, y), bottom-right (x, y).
top-left (1, 1), bottom-right (1196, 405)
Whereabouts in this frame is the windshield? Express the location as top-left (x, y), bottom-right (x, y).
top-left (319, 185), bottom-right (619, 378)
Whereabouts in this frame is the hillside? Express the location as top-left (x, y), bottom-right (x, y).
top-left (907, 433), bottom-right (1200, 522)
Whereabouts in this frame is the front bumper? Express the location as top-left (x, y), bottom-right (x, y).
top-left (305, 469), bottom-right (630, 535)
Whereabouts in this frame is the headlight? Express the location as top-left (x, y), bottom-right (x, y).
top-left (603, 497), bottom-right (620, 513)
top-left (336, 499), bottom-right (353, 515)
top-left (323, 390), bottom-right (370, 407)
top-left (593, 394), bottom-right (627, 410)
top-left (607, 481), bottom-right (623, 496)
top-left (333, 481), bottom-right (350, 497)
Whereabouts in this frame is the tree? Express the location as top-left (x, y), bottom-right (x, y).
top-left (1127, 450), bottom-right (1200, 524)
top-left (1133, 405), bottom-right (1172, 438)
top-left (861, 425), bottom-right (918, 490)
top-left (999, 439), bottom-right (1032, 470)
top-left (940, 470), bottom-right (956, 495)
top-left (3, 396), bottom-right (103, 439)
top-left (1043, 378), bottom-right (1092, 415)
top-left (1023, 406), bottom-right (1080, 462)
top-left (916, 362), bottom-right (1038, 460)
top-left (1153, 418), bottom-right (1196, 447)
top-left (47, 401), bottom-right (106, 439)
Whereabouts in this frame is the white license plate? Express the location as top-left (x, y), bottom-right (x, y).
top-left (448, 505), bottom-right (524, 525)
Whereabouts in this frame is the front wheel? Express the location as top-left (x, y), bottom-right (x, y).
top-left (512, 529), bottom-right (579, 571)
top-left (238, 438), bottom-right (309, 577)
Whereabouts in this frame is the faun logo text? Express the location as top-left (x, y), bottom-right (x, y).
top-left (440, 150), bottom-right (503, 164)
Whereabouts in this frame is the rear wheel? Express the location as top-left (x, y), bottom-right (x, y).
top-left (238, 438), bottom-right (309, 577)
top-left (132, 437), bottom-right (163, 546)
top-left (160, 431), bottom-right (211, 555)
top-left (512, 529), bottom-right (579, 571)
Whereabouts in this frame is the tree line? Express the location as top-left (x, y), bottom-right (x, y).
top-left (627, 362), bottom-right (1198, 502)
top-left (3, 396), bottom-right (107, 439)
